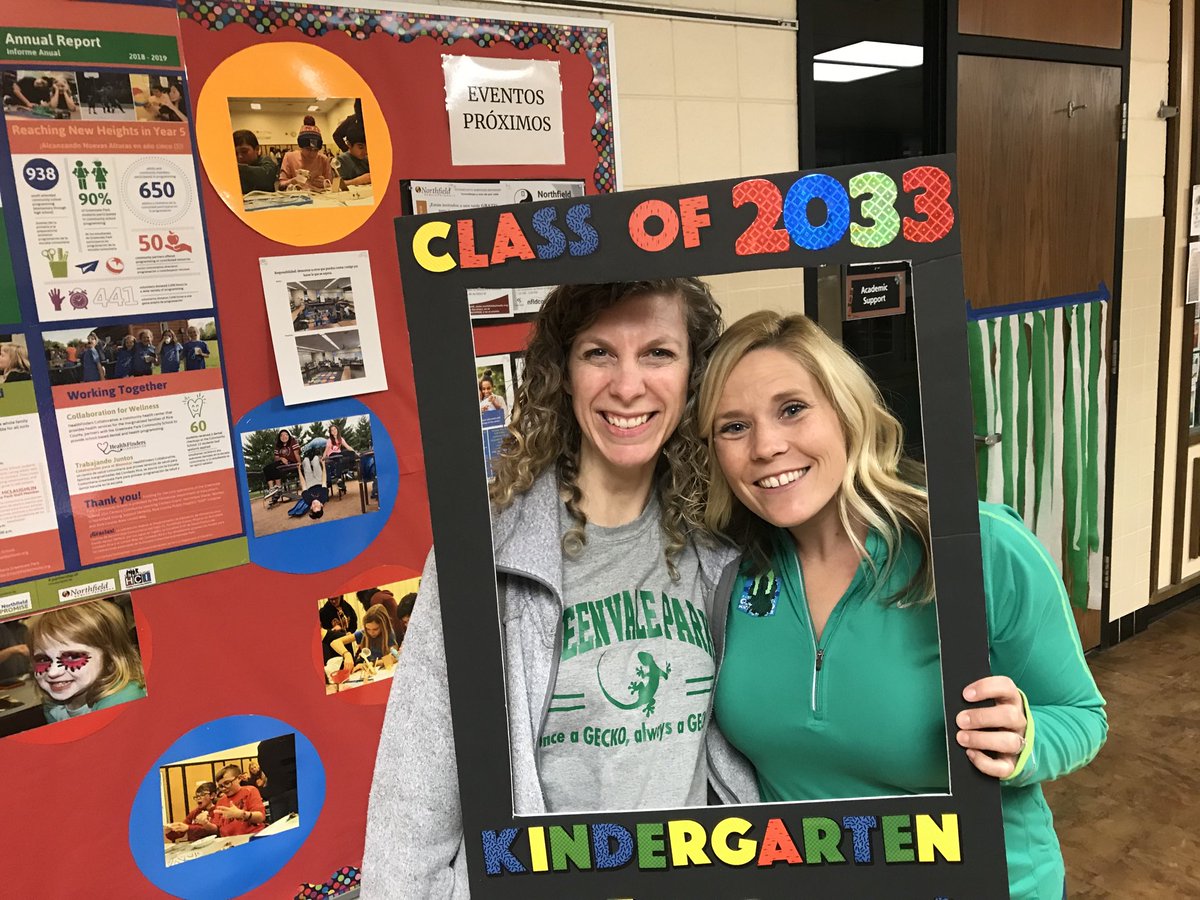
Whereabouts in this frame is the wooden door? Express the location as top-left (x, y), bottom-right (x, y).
top-left (958, 56), bottom-right (1121, 650)
top-left (958, 57), bottom-right (1120, 308)
top-left (959, 0), bottom-right (1123, 49)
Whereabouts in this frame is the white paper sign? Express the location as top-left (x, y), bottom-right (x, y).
top-left (1187, 242), bottom-right (1200, 306)
top-left (259, 250), bottom-right (388, 405)
top-left (443, 56), bottom-right (565, 166)
top-left (1190, 185), bottom-right (1200, 238)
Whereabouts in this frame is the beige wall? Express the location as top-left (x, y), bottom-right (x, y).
top-left (1111, 0), bottom-right (1171, 620)
top-left (420, 0), bottom-right (802, 320)
top-left (609, 2), bottom-right (801, 319)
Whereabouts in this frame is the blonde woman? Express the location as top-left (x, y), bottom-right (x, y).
top-left (698, 311), bottom-right (1107, 900)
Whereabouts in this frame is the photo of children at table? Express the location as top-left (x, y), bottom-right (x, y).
top-left (40, 320), bottom-right (220, 385)
top-left (233, 128), bottom-right (278, 195)
top-left (163, 782), bottom-right (220, 844)
top-left (334, 123), bottom-right (370, 186)
top-left (318, 580), bottom-right (418, 694)
top-left (159, 735), bottom-right (300, 867)
top-left (279, 116), bottom-right (334, 191)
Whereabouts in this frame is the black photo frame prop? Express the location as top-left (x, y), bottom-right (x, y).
top-left (393, 154), bottom-right (1009, 898)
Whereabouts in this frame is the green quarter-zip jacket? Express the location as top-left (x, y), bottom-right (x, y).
top-left (714, 502), bottom-right (1107, 899)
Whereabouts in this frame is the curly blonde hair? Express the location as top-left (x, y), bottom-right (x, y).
top-left (697, 311), bottom-right (932, 605)
top-left (490, 279), bottom-right (723, 576)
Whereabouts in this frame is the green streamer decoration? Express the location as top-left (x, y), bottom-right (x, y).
top-left (965, 300), bottom-right (1107, 609)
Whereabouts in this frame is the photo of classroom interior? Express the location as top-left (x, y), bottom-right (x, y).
top-left (288, 277), bottom-right (356, 331)
top-left (295, 330), bottom-right (364, 384)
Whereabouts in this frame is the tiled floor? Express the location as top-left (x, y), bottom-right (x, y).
top-left (1042, 600), bottom-right (1200, 898)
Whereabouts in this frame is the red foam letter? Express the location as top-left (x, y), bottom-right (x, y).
top-left (628, 199), bottom-right (680, 252)
top-left (679, 195), bottom-right (711, 248)
top-left (757, 818), bottom-right (803, 867)
top-left (491, 212), bottom-right (536, 264)
top-left (456, 219), bottom-right (489, 268)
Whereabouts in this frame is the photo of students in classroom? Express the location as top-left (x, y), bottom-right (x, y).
top-left (317, 578), bottom-right (418, 694)
top-left (226, 97), bottom-right (372, 212)
top-left (240, 414), bottom-right (380, 538)
top-left (287, 276), bottom-right (356, 332)
top-left (160, 733), bottom-right (299, 867)
top-left (293, 330), bottom-right (366, 386)
top-left (40, 319), bottom-right (218, 385)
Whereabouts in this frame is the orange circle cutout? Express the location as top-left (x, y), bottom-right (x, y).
top-left (196, 42), bottom-right (392, 246)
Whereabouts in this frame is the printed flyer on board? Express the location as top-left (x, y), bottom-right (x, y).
top-left (44, 320), bottom-right (240, 567)
top-left (0, 16), bottom-right (247, 607)
top-left (0, 332), bottom-right (63, 582)
top-left (2, 64), bottom-right (212, 321)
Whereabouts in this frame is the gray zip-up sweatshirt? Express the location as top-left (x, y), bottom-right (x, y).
top-left (362, 472), bottom-right (759, 897)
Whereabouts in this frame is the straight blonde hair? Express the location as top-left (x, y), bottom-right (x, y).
top-left (698, 311), bottom-right (933, 605)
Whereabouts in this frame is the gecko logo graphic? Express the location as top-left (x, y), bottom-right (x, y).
top-left (596, 649), bottom-right (670, 718)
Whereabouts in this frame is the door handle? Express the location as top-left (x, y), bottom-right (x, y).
top-left (974, 432), bottom-right (1001, 447)
top-left (1056, 100), bottom-right (1089, 118)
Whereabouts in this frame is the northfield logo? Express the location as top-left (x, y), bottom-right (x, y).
top-left (58, 578), bottom-right (116, 602)
top-left (119, 564), bottom-right (156, 590)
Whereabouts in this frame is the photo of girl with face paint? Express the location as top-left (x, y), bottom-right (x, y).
top-left (28, 598), bottom-right (147, 724)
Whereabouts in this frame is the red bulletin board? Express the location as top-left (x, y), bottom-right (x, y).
top-left (1, 2), bottom-right (616, 896)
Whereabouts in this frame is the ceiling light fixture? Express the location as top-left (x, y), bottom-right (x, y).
top-left (813, 62), bottom-right (897, 83)
top-left (249, 102), bottom-right (262, 110)
top-left (815, 40), bottom-right (923, 68)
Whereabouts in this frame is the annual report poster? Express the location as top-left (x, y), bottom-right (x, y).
top-left (3, 67), bottom-right (212, 322)
top-left (0, 14), bottom-right (245, 605)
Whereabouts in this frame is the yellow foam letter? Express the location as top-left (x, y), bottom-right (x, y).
top-left (413, 221), bottom-right (455, 272)
top-left (915, 814), bottom-right (961, 862)
top-left (667, 819), bottom-right (712, 867)
top-left (527, 826), bottom-right (548, 872)
top-left (711, 817), bottom-right (757, 866)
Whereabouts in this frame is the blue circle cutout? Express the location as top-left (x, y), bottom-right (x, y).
top-left (128, 715), bottom-right (326, 900)
top-left (232, 395), bottom-right (398, 574)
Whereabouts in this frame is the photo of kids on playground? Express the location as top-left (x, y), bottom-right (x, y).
top-left (316, 577), bottom-right (419, 694)
top-left (240, 414), bottom-right (379, 538)
top-left (41, 319), bottom-right (219, 385)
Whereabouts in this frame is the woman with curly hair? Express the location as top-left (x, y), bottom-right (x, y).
top-left (364, 280), bottom-right (757, 897)
top-left (699, 312), bottom-right (1106, 899)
